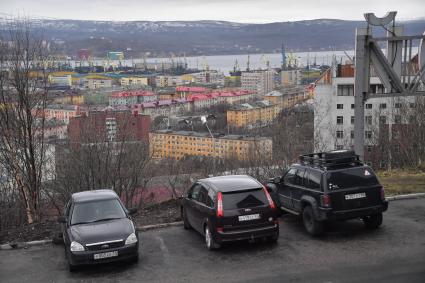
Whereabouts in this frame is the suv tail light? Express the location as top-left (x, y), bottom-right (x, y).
top-left (217, 191), bottom-right (223, 217)
top-left (380, 187), bottom-right (386, 201)
top-left (320, 195), bottom-right (331, 208)
top-left (263, 186), bottom-right (276, 210)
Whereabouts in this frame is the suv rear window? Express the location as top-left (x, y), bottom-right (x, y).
top-left (222, 188), bottom-right (267, 210)
top-left (326, 167), bottom-right (380, 190)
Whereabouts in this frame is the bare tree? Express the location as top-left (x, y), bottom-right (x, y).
top-left (0, 19), bottom-right (49, 224)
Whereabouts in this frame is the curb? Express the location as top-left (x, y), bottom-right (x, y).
top-left (386, 193), bottom-right (425, 201)
top-left (136, 221), bottom-right (183, 232)
top-left (0, 239), bottom-right (52, 250)
top-left (0, 222), bottom-right (183, 250)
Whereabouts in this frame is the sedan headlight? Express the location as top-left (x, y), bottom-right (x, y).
top-left (125, 233), bottom-right (138, 245)
top-left (70, 241), bottom-right (85, 252)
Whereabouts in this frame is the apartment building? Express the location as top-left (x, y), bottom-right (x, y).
top-left (227, 100), bottom-right (281, 128)
top-left (241, 70), bottom-right (274, 95)
top-left (281, 69), bottom-right (302, 86)
top-left (44, 104), bottom-right (87, 124)
top-left (264, 87), bottom-right (308, 108)
top-left (149, 130), bottom-right (272, 161)
top-left (109, 90), bottom-right (156, 107)
top-left (155, 75), bottom-right (183, 87)
top-left (83, 78), bottom-right (113, 89)
top-left (120, 76), bottom-right (149, 87)
top-left (314, 64), bottom-right (417, 161)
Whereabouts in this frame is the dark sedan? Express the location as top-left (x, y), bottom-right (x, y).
top-left (58, 190), bottom-right (139, 271)
top-left (181, 175), bottom-right (280, 250)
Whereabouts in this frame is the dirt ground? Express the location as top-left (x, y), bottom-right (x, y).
top-left (0, 199), bottom-right (182, 245)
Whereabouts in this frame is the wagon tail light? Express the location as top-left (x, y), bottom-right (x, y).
top-left (217, 191), bottom-right (223, 217)
top-left (263, 186), bottom-right (276, 210)
top-left (380, 187), bottom-right (386, 201)
top-left (320, 195), bottom-right (331, 208)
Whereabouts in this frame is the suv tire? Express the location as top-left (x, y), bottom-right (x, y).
top-left (205, 226), bottom-right (220, 250)
top-left (182, 208), bottom-right (191, 230)
top-left (302, 205), bottom-right (324, 236)
top-left (363, 213), bottom-right (383, 229)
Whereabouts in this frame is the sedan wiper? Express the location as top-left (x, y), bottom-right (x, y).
top-left (90, 217), bottom-right (123, 223)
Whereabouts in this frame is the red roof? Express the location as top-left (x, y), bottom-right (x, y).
top-left (111, 90), bottom-right (155, 98)
top-left (175, 86), bottom-right (208, 93)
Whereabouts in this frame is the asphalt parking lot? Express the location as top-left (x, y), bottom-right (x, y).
top-left (1, 198), bottom-right (424, 283)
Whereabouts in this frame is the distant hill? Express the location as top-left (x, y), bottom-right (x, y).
top-left (1, 18), bottom-right (424, 58)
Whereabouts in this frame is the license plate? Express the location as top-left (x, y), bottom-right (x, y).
top-left (238, 214), bottom-right (260, 221)
top-left (345, 192), bottom-right (366, 200)
top-left (94, 251), bottom-right (118, 260)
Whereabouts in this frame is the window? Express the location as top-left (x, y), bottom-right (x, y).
top-left (366, 104), bottom-right (372, 109)
top-left (189, 184), bottom-right (202, 200)
top-left (337, 116), bottom-right (344, 125)
top-left (222, 188), bottom-right (267, 210)
top-left (337, 104), bottom-right (344, 109)
top-left (284, 168), bottom-right (297, 185)
top-left (295, 169), bottom-right (306, 186)
top-left (350, 131), bottom-right (354, 139)
top-left (336, 145), bottom-right (344, 150)
top-left (379, 116), bottom-right (387, 124)
top-left (351, 104), bottom-right (355, 109)
top-left (395, 103), bottom-right (402, 109)
top-left (336, 130), bottom-right (343, 139)
top-left (367, 145), bottom-right (372, 152)
top-left (351, 116), bottom-right (355, 125)
top-left (394, 115), bottom-right (401, 124)
top-left (365, 116), bottom-right (372, 125)
top-left (308, 170), bottom-right (322, 190)
top-left (380, 103), bottom-right (387, 109)
top-left (365, 131), bottom-right (372, 139)
top-left (410, 103), bottom-right (415, 108)
top-left (337, 85), bottom-right (354, 96)
top-left (198, 186), bottom-right (213, 207)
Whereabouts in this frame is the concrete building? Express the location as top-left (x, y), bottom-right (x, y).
top-left (48, 75), bottom-right (72, 86)
top-left (281, 69), bottom-right (302, 86)
top-left (155, 75), bottom-right (183, 87)
top-left (241, 70), bottom-right (274, 95)
top-left (227, 100), bottom-right (281, 128)
top-left (134, 99), bottom-right (192, 119)
top-left (44, 104), bottom-right (87, 124)
top-left (68, 110), bottom-right (151, 144)
top-left (120, 76), bottom-right (149, 87)
top-left (109, 90), bottom-right (156, 107)
top-left (314, 64), bottom-right (417, 163)
top-left (264, 87), bottom-right (308, 108)
top-left (83, 78), bottom-right (113, 89)
top-left (150, 130), bottom-right (273, 161)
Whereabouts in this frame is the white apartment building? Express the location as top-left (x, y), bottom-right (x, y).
top-left (314, 66), bottom-right (416, 153)
top-left (241, 70), bottom-right (274, 96)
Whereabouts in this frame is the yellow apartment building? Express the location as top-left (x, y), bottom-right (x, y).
top-left (227, 100), bottom-right (281, 128)
top-left (120, 76), bottom-right (149, 86)
top-left (150, 130), bottom-right (272, 161)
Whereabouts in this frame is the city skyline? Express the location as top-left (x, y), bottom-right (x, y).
top-left (1, 0), bottom-right (424, 23)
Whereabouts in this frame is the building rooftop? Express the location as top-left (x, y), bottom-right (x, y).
top-left (111, 90), bottom-right (155, 98)
top-left (176, 86), bottom-right (208, 92)
top-left (152, 130), bottom-right (271, 141)
top-left (230, 100), bottom-right (273, 111)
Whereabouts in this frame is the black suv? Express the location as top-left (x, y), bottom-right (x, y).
top-left (266, 150), bottom-right (388, 236)
top-left (181, 175), bottom-right (280, 250)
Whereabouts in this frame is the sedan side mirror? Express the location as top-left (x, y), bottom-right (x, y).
top-left (128, 208), bottom-right (137, 215)
top-left (57, 216), bottom-right (67, 223)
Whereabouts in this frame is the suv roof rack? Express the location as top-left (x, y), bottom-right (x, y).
top-left (299, 150), bottom-right (363, 169)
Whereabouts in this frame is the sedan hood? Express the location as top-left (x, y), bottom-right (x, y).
top-left (69, 218), bottom-right (134, 245)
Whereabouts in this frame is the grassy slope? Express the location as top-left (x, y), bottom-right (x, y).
top-left (377, 170), bottom-right (425, 195)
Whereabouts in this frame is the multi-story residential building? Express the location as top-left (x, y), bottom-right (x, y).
top-left (264, 87), bottom-right (308, 108)
top-left (155, 75), bottom-right (183, 87)
top-left (48, 75), bottom-right (72, 86)
top-left (44, 104), bottom-right (87, 124)
top-left (314, 63), bottom-right (417, 165)
top-left (134, 99), bottom-right (192, 119)
top-left (189, 90), bottom-right (256, 111)
top-left (175, 86), bottom-right (209, 98)
top-left (68, 110), bottom-right (151, 144)
top-left (150, 130), bottom-right (272, 161)
top-left (241, 70), bottom-right (274, 95)
top-left (120, 76), bottom-right (149, 86)
top-left (281, 69), bottom-right (302, 86)
top-left (193, 70), bottom-right (225, 86)
top-left (227, 100), bottom-right (281, 128)
top-left (109, 90), bottom-right (156, 107)
top-left (83, 78), bottom-right (113, 89)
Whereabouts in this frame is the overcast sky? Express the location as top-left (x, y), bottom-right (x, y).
top-left (1, 0), bottom-right (424, 23)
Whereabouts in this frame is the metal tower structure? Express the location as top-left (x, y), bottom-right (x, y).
top-left (281, 43), bottom-right (287, 69)
top-left (354, 11), bottom-right (425, 160)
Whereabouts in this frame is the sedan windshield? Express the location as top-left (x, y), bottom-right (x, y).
top-left (71, 198), bottom-right (126, 225)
